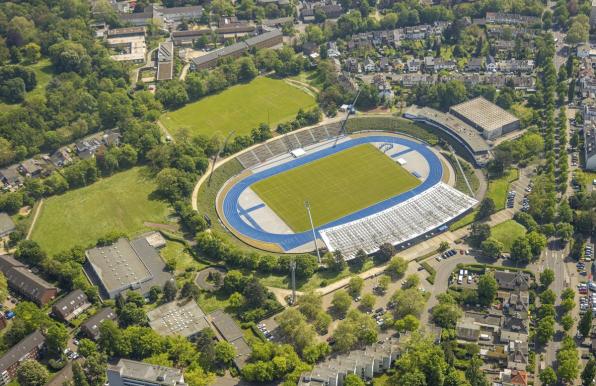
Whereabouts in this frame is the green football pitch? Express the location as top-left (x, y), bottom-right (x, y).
top-left (251, 144), bottom-right (421, 232)
top-left (160, 77), bottom-right (316, 139)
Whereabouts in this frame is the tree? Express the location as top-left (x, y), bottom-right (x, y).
top-left (344, 374), bottom-right (365, 386)
top-left (535, 316), bottom-right (556, 345)
top-left (540, 268), bottom-right (555, 288)
top-left (360, 293), bottom-right (375, 311)
top-left (526, 231), bottom-right (547, 256)
top-left (539, 367), bottom-right (557, 386)
top-left (332, 290), bottom-right (352, 315)
top-left (476, 198), bottom-right (495, 220)
top-left (214, 341), bottom-right (236, 367)
top-left (21, 43), bottom-right (40, 64)
top-left (480, 238), bottom-right (503, 259)
top-left (17, 360), bottom-right (49, 386)
top-left (386, 256), bottom-right (408, 278)
top-left (510, 237), bottom-right (533, 265)
top-left (403, 274), bottom-right (420, 289)
top-left (431, 302), bottom-right (462, 328)
top-left (540, 288), bottom-right (556, 305)
top-left (465, 356), bottom-right (489, 386)
top-left (15, 240), bottom-right (46, 266)
top-left (477, 273), bottom-right (497, 307)
top-left (565, 15), bottom-right (589, 45)
top-left (46, 323), bottom-right (69, 358)
top-left (392, 288), bottom-right (427, 319)
top-left (582, 357), bottom-right (596, 386)
top-left (181, 282), bottom-right (200, 300)
top-left (557, 337), bottom-right (580, 383)
top-left (469, 223), bottom-right (491, 247)
top-left (347, 276), bottom-right (364, 297)
top-left (163, 279), bottom-right (177, 302)
top-left (377, 243), bottom-right (395, 261)
top-left (82, 352), bottom-right (108, 386)
top-left (119, 303), bottom-right (147, 327)
top-left (579, 309), bottom-right (593, 338)
top-left (148, 286), bottom-right (162, 303)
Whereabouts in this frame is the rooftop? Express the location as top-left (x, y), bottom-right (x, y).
top-left (450, 97), bottom-right (520, 133)
top-left (147, 300), bottom-right (210, 337)
top-left (109, 359), bottom-right (185, 385)
top-left (0, 212), bottom-right (15, 235)
top-left (0, 330), bottom-right (45, 373)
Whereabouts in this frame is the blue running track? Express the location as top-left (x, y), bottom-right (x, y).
top-left (221, 135), bottom-right (443, 251)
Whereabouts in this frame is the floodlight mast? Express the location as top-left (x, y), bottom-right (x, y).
top-left (207, 130), bottom-right (235, 185)
top-left (333, 88), bottom-right (361, 148)
top-left (304, 200), bottom-right (321, 263)
top-left (290, 260), bottom-right (296, 305)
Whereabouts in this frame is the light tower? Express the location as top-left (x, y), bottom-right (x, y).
top-left (304, 200), bottom-right (321, 263)
top-left (290, 260), bottom-right (296, 305)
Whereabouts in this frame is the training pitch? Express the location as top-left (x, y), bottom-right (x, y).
top-left (251, 144), bottom-right (421, 232)
top-left (160, 77), bottom-right (316, 139)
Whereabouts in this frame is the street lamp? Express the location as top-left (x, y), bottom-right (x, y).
top-left (304, 200), bottom-right (321, 263)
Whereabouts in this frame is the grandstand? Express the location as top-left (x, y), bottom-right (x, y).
top-left (236, 123), bottom-right (342, 168)
top-left (319, 182), bottom-right (477, 259)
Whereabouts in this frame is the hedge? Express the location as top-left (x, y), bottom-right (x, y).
top-left (421, 261), bottom-right (436, 284)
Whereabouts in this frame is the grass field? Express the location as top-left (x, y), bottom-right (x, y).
top-left (30, 167), bottom-right (172, 255)
top-left (491, 220), bottom-right (527, 252)
top-left (251, 144), bottom-right (421, 232)
top-left (161, 240), bottom-right (208, 274)
top-left (0, 59), bottom-right (54, 113)
top-left (487, 168), bottom-right (519, 211)
top-left (160, 77), bottom-right (316, 139)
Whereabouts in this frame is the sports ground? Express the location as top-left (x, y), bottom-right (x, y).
top-left (30, 167), bottom-right (171, 255)
top-left (251, 144), bottom-right (420, 232)
top-left (160, 77), bottom-right (316, 139)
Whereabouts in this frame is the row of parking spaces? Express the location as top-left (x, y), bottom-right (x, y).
top-left (256, 322), bottom-right (276, 341)
top-left (435, 249), bottom-right (470, 263)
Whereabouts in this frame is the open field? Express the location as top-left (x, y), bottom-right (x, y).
top-left (251, 144), bottom-right (421, 232)
top-left (490, 220), bottom-right (527, 252)
top-left (449, 168), bottom-right (518, 231)
top-left (30, 167), bottom-right (172, 255)
top-left (487, 168), bottom-right (519, 211)
top-left (0, 59), bottom-right (54, 113)
top-left (160, 77), bottom-right (316, 139)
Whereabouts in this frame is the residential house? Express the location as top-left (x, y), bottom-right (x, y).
top-left (494, 271), bottom-right (530, 291)
top-left (379, 57), bottom-right (391, 72)
top-left (506, 340), bottom-right (528, 371)
top-left (50, 148), bottom-right (73, 168)
top-left (578, 44), bottom-right (591, 59)
top-left (466, 57), bottom-right (484, 72)
top-left (0, 254), bottom-right (58, 306)
top-left (52, 289), bottom-right (91, 322)
top-left (81, 308), bottom-right (118, 340)
top-left (486, 56), bottom-right (497, 72)
top-left (327, 42), bottom-right (341, 58)
top-left (0, 165), bottom-right (23, 189)
top-left (345, 57), bottom-right (361, 73)
top-left (19, 159), bottom-right (43, 178)
top-left (0, 331), bottom-right (45, 385)
top-left (407, 59), bottom-right (421, 72)
top-left (497, 59), bottom-right (534, 74)
top-left (498, 369), bottom-right (528, 386)
top-left (171, 29), bottom-right (212, 46)
top-left (485, 12), bottom-right (541, 25)
top-left (0, 213), bottom-right (15, 237)
top-left (456, 318), bottom-right (481, 341)
top-left (364, 57), bottom-right (377, 72)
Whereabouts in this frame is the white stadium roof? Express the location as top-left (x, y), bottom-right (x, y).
top-left (319, 182), bottom-right (477, 259)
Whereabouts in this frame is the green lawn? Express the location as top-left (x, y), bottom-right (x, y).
top-left (487, 168), bottom-right (519, 211)
top-left (251, 144), bottom-right (421, 232)
top-left (0, 59), bottom-right (54, 113)
top-left (160, 77), bottom-right (316, 139)
top-left (161, 240), bottom-right (207, 273)
top-left (30, 167), bottom-right (172, 255)
top-left (491, 220), bottom-right (527, 252)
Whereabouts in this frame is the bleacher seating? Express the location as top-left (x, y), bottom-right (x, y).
top-left (319, 183), bottom-right (477, 259)
top-left (236, 123), bottom-right (343, 169)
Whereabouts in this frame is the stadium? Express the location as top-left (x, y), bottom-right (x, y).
top-left (216, 123), bottom-right (478, 259)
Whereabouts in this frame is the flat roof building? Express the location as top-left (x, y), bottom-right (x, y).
top-left (84, 233), bottom-right (173, 299)
top-left (107, 359), bottom-right (186, 386)
top-left (449, 97), bottom-right (521, 140)
top-left (404, 106), bottom-right (491, 166)
top-left (157, 42), bottom-right (174, 81)
top-left (148, 300), bottom-right (210, 338)
top-left (210, 309), bottom-right (252, 368)
top-left (0, 254), bottom-right (58, 306)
